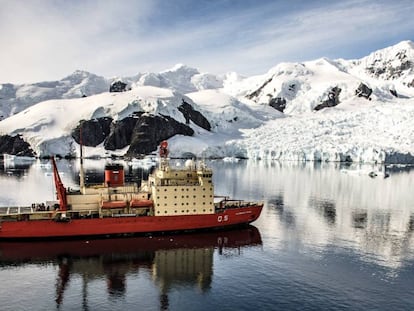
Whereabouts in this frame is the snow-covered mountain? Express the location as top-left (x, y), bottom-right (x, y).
top-left (0, 70), bottom-right (109, 119)
top-left (1, 41), bottom-right (414, 163)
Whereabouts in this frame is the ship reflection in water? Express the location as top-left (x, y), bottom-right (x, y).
top-left (0, 226), bottom-right (261, 310)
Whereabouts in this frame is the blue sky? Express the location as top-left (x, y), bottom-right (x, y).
top-left (1, 0), bottom-right (413, 83)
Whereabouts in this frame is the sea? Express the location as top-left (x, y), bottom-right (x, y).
top-left (0, 158), bottom-right (413, 311)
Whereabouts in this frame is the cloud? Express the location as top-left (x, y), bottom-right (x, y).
top-left (0, 0), bottom-right (413, 83)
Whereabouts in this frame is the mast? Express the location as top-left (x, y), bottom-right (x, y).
top-left (79, 123), bottom-right (85, 193)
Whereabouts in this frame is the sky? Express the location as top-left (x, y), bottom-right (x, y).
top-left (0, 0), bottom-right (413, 84)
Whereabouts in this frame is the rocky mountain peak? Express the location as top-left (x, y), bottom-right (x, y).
top-left (357, 40), bottom-right (414, 81)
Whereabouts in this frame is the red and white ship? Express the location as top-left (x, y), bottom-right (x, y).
top-left (0, 141), bottom-right (263, 239)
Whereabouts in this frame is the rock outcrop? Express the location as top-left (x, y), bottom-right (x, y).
top-left (104, 116), bottom-right (141, 150)
top-left (269, 97), bottom-right (286, 112)
top-left (314, 86), bottom-right (342, 111)
top-left (72, 117), bottom-right (113, 147)
top-left (126, 115), bottom-right (194, 156)
top-left (178, 100), bottom-right (211, 130)
top-left (0, 134), bottom-right (35, 157)
top-left (71, 113), bottom-right (194, 156)
top-left (355, 83), bottom-right (372, 99)
top-left (109, 80), bottom-right (128, 92)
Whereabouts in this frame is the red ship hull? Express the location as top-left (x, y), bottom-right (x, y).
top-left (0, 205), bottom-right (262, 240)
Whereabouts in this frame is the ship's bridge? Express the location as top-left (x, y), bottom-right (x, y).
top-left (149, 161), bottom-right (215, 216)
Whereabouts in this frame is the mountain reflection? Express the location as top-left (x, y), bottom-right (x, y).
top-left (0, 226), bottom-right (262, 309)
top-left (212, 160), bottom-right (414, 271)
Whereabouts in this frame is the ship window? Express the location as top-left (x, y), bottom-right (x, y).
top-left (157, 204), bottom-right (160, 206)
top-left (174, 203), bottom-right (177, 206)
top-left (164, 196), bottom-right (167, 199)
top-left (203, 188), bottom-right (206, 191)
top-left (193, 188), bottom-right (196, 191)
top-left (186, 195), bottom-right (189, 198)
top-left (186, 210), bottom-right (189, 212)
top-left (165, 210), bottom-right (168, 213)
top-left (174, 210), bottom-right (177, 213)
top-left (209, 209), bottom-right (213, 212)
top-left (187, 188), bottom-right (189, 191)
top-left (193, 195), bottom-right (196, 198)
top-left (181, 210), bottom-right (185, 213)
top-left (174, 196), bottom-right (177, 199)
top-left (203, 202), bottom-right (205, 205)
top-left (157, 211), bottom-right (160, 214)
top-left (164, 189), bottom-right (167, 191)
top-left (203, 195), bottom-right (205, 198)
top-left (193, 209), bottom-right (196, 212)
top-left (174, 188), bottom-right (177, 191)
top-left (203, 209), bottom-right (205, 212)
top-left (164, 203), bottom-right (167, 206)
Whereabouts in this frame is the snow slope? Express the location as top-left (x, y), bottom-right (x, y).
top-left (1, 41), bottom-right (414, 163)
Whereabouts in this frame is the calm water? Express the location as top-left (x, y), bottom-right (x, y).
top-left (0, 158), bottom-right (413, 311)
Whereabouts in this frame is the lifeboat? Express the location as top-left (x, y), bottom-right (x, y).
top-left (130, 199), bottom-right (154, 208)
top-left (101, 201), bottom-right (127, 209)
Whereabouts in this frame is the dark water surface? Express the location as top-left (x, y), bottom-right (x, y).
top-left (0, 159), bottom-right (413, 311)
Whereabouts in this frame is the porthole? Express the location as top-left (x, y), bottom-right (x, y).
top-left (157, 211), bottom-right (160, 214)
top-left (193, 209), bottom-right (196, 212)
